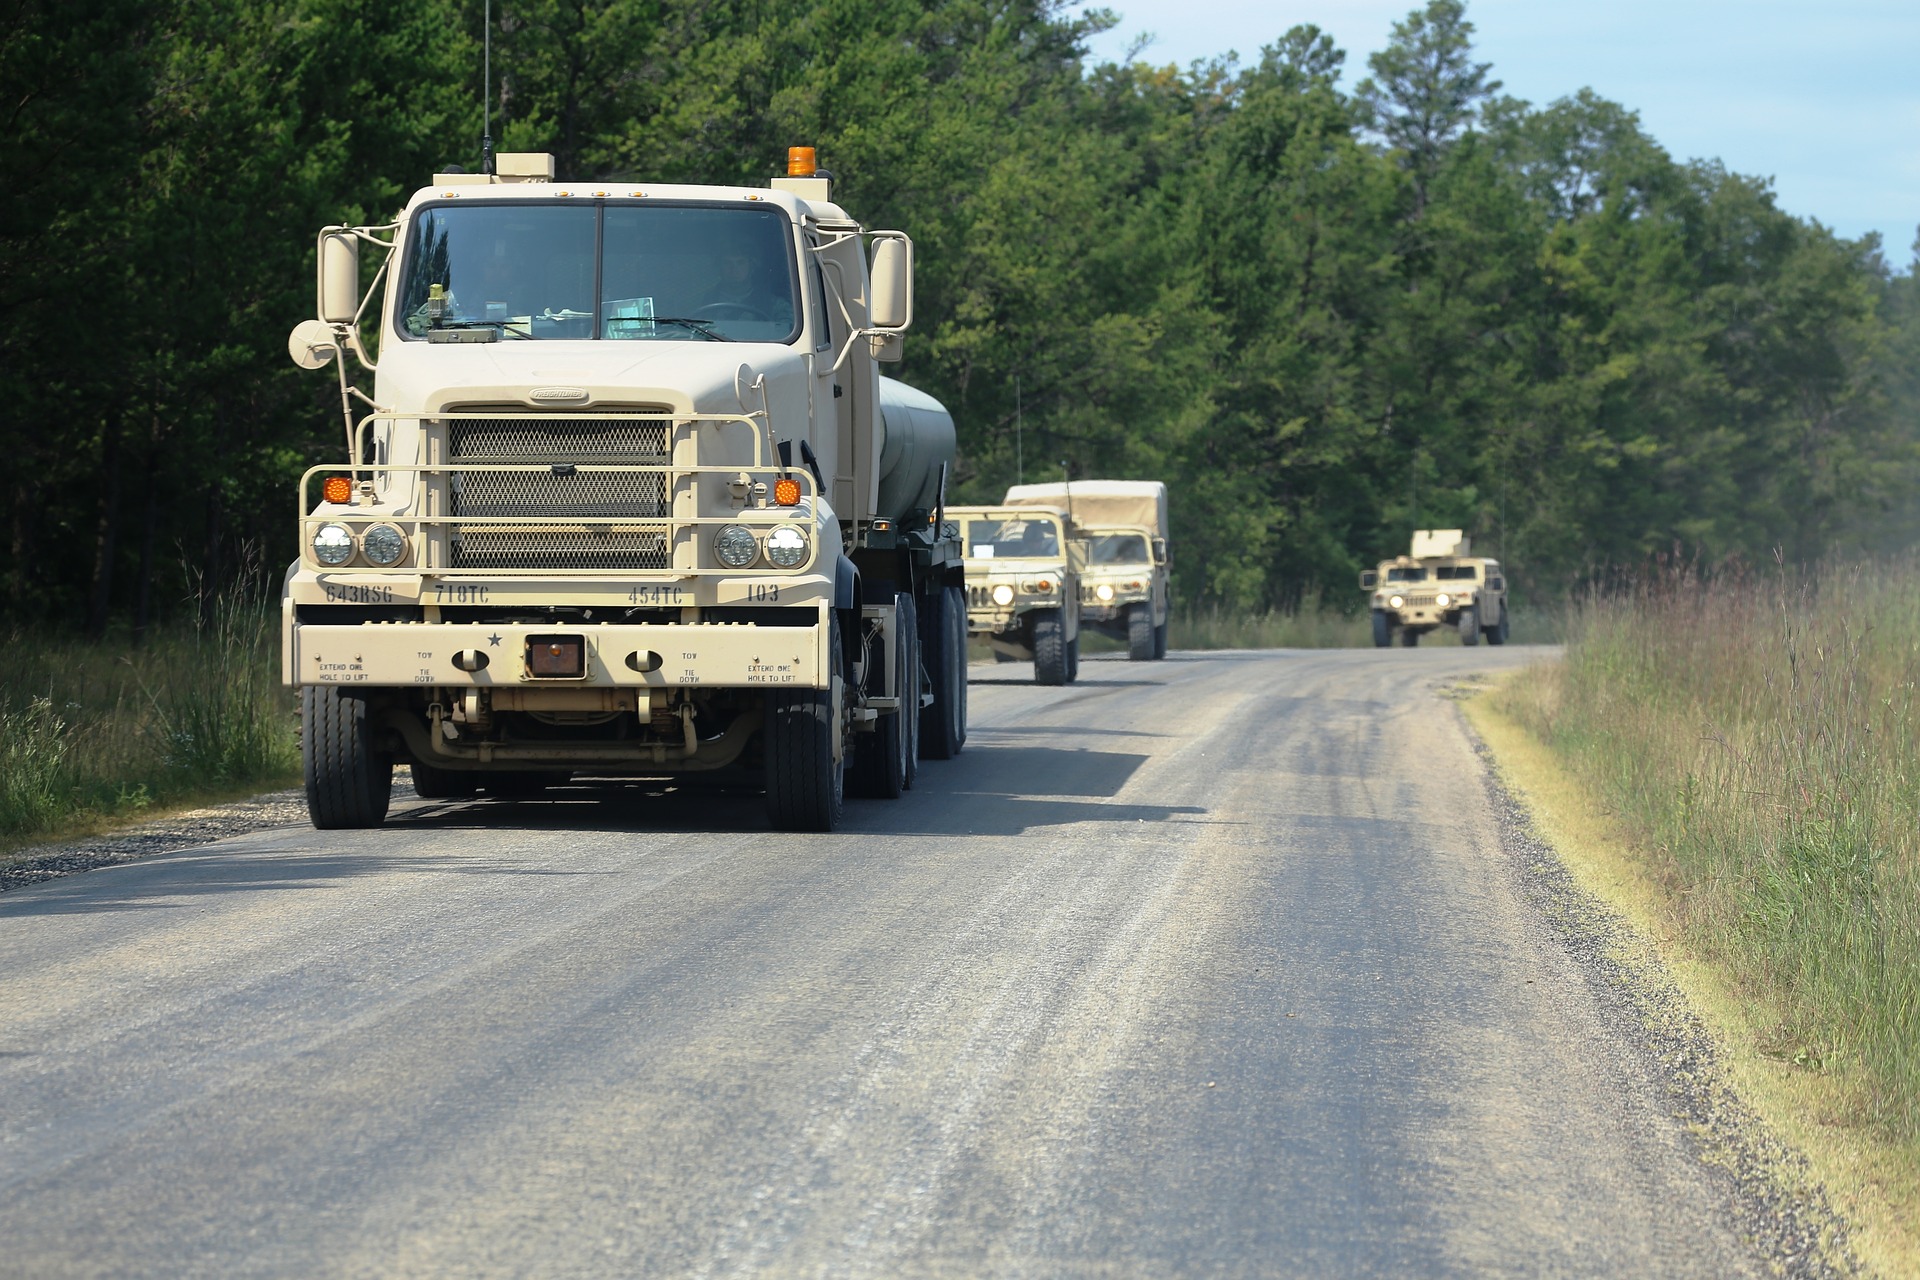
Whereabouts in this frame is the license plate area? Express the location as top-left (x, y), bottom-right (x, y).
top-left (525, 634), bottom-right (587, 679)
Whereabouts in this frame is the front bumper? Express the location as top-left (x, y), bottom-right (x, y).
top-left (285, 614), bottom-right (828, 690)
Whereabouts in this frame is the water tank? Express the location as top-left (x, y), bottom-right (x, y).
top-left (875, 378), bottom-right (956, 524)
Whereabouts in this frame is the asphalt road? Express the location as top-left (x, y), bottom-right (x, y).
top-left (0, 647), bottom-right (1768, 1278)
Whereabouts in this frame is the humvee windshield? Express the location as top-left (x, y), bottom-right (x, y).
top-left (1089, 533), bottom-right (1150, 565)
top-left (1385, 567), bottom-right (1428, 582)
top-left (965, 517), bottom-right (1061, 559)
top-left (397, 202), bottom-right (800, 342)
top-left (1435, 565), bottom-right (1478, 580)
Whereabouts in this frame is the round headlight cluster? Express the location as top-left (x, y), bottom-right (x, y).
top-left (991, 584), bottom-right (1015, 606)
top-left (1435, 592), bottom-right (1451, 607)
top-left (1388, 594), bottom-right (1405, 609)
top-left (1095, 583), bottom-right (1115, 601)
top-left (714, 524), bottom-right (758, 568)
top-left (312, 523), bottom-right (355, 567)
top-left (310, 522), bottom-right (408, 569)
top-left (361, 524), bottom-right (407, 567)
top-left (765, 525), bottom-right (810, 568)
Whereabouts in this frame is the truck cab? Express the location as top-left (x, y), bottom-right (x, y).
top-left (284, 149), bottom-right (966, 832)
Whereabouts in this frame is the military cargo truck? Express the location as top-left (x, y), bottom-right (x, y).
top-left (283, 147), bottom-right (967, 833)
top-left (1004, 480), bottom-right (1168, 661)
top-left (949, 504), bottom-right (1082, 685)
top-left (1361, 529), bottom-right (1509, 647)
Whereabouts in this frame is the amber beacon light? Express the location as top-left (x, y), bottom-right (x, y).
top-left (787, 146), bottom-right (818, 177)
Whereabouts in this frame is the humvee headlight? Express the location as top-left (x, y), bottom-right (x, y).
top-left (765, 524), bottom-right (809, 568)
top-left (361, 523), bottom-right (407, 567)
top-left (1435, 592), bottom-right (1451, 607)
top-left (312, 522), bottom-right (355, 567)
top-left (1388, 594), bottom-right (1405, 609)
top-left (714, 524), bottom-right (758, 568)
top-left (1095, 584), bottom-right (1115, 601)
top-left (991, 584), bottom-right (1015, 606)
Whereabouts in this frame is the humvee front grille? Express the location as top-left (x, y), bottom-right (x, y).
top-left (969, 585), bottom-right (997, 609)
top-left (1399, 594), bottom-right (1437, 607)
top-left (447, 410), bottom-right (670, 569)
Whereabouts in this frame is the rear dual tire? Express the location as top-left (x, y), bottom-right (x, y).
top-left (918, 583), bottom-right (967, 759)
top-left (849, 593), bottom-right (918, 799)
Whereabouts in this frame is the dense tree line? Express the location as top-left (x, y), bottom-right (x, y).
top-left (5, 0), bottom-right (1915, 629)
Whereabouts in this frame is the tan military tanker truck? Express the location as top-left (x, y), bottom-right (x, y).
top-left (1004, 480), bottom-right (1168, 661)
top-left (1361, 529), bottom-right (1509, 647)
top-left (948, 504), bottom-right (1082, 685)
top-left (283, 147), bottom-right (968, 833)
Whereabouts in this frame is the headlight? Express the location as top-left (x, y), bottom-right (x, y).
top-left (714, 524), bottom-right (758, 568)
top-left (312, 522), bottom-right (355, 567)
top-left (991, 583), bottom-right (1015, 606)
top-left (361, 523), bottom-right (407, 567)
top-left (1095, 583), bottom-right (1114, 601)
top-left (765, 524), bottom-right (809, 568)
top-left (1435, 592), bottom-right (1451, 607)
top-left (1388, 594), bottom-right (1404, 609)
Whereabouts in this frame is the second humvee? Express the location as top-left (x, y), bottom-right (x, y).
top-left (1361, 529), bottom-right (1509, 647)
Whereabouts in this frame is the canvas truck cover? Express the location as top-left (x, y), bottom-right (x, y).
top-left (1003, 480), bottom-right (1168, 539)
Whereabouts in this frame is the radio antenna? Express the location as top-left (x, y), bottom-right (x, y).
top-left (481, 0), bottom-right (495, 176)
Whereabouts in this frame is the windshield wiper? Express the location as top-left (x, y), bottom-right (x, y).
top-left (648, 317), bottom-right (733, 342)
top-left (438, 319), bottom-right (532, 339)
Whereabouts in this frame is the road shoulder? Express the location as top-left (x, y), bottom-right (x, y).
top-left (1462, 672), bottom-right (1916, 1280)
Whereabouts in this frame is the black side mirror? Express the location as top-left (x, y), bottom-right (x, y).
top-left (1359, 570), bottom-right (1378, 589)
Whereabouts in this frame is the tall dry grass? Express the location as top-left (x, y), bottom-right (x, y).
top-left (0, 589), bottom-right (298, 842)
top-left (1495, 560), bottom-right (1920, 1137)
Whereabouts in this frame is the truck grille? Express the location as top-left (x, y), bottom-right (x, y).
top-left (446, 411), bottom-right (671, 570)
top-left (969, 585), bottom-right (996, 609)
top-left (1399, 593), bottom-right (1437, 607)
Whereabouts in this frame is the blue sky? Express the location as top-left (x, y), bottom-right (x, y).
top-left (1079, 0), bottom-right (1920, 257)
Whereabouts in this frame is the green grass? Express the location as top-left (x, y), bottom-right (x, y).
top-left (0, 594), bottom-right (299, 846)
top-left (1494, 560), bottom-right (1920, 1139)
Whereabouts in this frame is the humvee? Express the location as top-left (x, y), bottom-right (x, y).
top-left (1361, 530), bottom-right (1509, 647)
top-left (949, 505), bottom-right (1082, 684)
top-left (1003, 480), bottom-right (1169, 661)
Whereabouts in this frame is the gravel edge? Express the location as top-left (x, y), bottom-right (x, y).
top-left (0, 783), bottom-right (391, 896)
top-left (1458, 697), bottom-right (1866, 1279)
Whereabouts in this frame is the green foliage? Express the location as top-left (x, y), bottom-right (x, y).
top-left (3, 0), bottom-right (1915, 628)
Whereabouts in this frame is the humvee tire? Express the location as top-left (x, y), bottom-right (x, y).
top-left (1032, 609), bottom-right (1069, 685)
top-left (411, 762), bottom-right (476, 799)
top-left (1066, 633), bottom-right (1080, 683)
top-left (766, 614), bottom-right (846, 831)
top-left (1128, 605), bottom-right (1155, 661)
top-left (1458, 606), bottom-right (1481, 646)
top-left (1399, 627), bottom-right (1420, 647)
top-left (303, 686), bottom-right (392, 830)
top-left (1153, 618), bottom-right (1168, 659)
top-left (1372, 611), bottom-right (1391, 648)
top-left (852, 593), bottom-right (914, 799)
top-left (919, 583), bottom-right (964, 760)
top-left (1486, 607), bottom-right (1509, 645)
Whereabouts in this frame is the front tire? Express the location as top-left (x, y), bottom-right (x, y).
top-left (302, 686), bottom-right (392, 830)
top-left (1128, 605), bottom-right (1154, 661)
top-left (1458, 606), bottom-right (1481, 646)
top-left (765, 613), bottom-right (846, 831)
top-left (1031, 609), bottom-right (1069, 685)
top-left (1399, 627), bottom-right (1420, 647)
top-left (1153, 615), bottom-right (1168, 659)
top-left (1486, 606), bottom-right (1509, 645)
top-left (1372, 611), bottom-right (1392, 648)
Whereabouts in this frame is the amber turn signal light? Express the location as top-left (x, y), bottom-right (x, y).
top-left (773, 477), bottom-right (802, 506)
top-left (322, 476), bottom-right (352, 504)
top-left (787, 146), bottom-right (817, 177)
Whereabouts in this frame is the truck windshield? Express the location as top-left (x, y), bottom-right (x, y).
top-left (1089, 533), bottom-right (1150, 565)
top-left (1435, 565), bottom-right (1478, 580)
top-left (965, 518), bottom-right (1061, 559)
top-left (1386, 567), bottom-right (1428, 582)
top-left (397, 202), bottom-right (800, 343)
